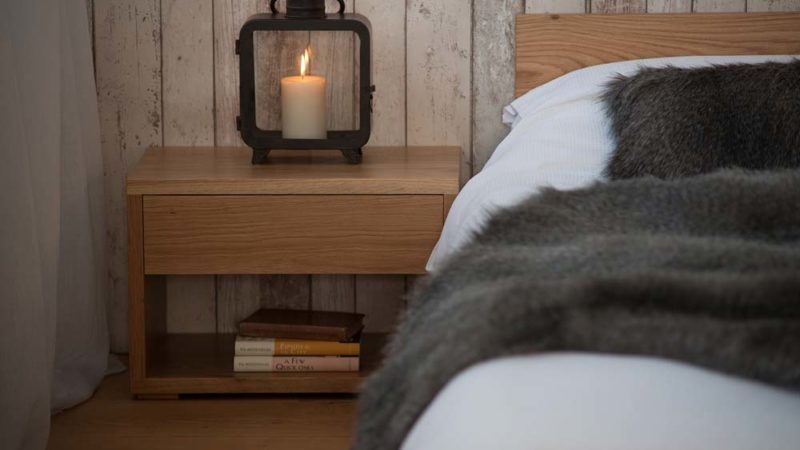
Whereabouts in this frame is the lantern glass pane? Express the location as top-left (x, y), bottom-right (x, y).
top-left (253, 30), bottom-right (362, 133)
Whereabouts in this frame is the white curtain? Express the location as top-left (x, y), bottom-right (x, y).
top-left (1, 0), bottom-right (110, 449)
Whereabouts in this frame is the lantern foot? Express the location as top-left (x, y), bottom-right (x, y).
top-left (341, 148), bottom-right (362, 164)
top-left (251, 148), bottom-right (271, 164)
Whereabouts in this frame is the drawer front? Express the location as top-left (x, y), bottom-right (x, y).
top-left (142, 195), bottom-right (444, 274)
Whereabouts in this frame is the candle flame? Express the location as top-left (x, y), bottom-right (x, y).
top-left (300, 47), bottom-right (311, 78)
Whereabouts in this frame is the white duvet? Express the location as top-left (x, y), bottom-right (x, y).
top-left (403, 354), bottom-right (800, 450)
top-left (411, 55), bottom-right (800, 449)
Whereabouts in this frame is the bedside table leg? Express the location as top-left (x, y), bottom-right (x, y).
top-left (251, 148), bottom-right (271, 164)
top-left (341, 148), bottom-right (362, 164)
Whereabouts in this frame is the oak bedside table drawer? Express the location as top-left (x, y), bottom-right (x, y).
top-left (142, 194), bottom-right (444, 275)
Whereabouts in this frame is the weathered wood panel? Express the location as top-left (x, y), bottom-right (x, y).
top-left (647, 0), bottom-right (692, 12)
top-left (526, 0), bottom-right (586, 12)
top-left (694, 0), bottom-right (746, 11)
top-left (254, 0), bottom-right (306, 130)
top-left (312, 275), bottom-right (356, 312)
top-left (161, 0), bottom-right (216, 333)
top-left (471, 1), bottom-right (585, 173)
top-left (354, 0), bottom-right (408, 331)
top-left (212, 0), bottom-right (261, 333)
top-left (162, 0), bottom-right (214, 147)
top-left (592, 0), bottom-right (647, 13)
top-left (471, 0), bottom-right (524, 173)
top-left (94, 0), bottom-right (162, 351)
top-left (311, 0), bottom-right (356, 130)
top-left (166, 276), bottom-right (216, 333)
top-left (254, 29), bottom-right (307, 129)
top-left (356, 276), bottom-right (405, 332)
top-left (305, 0), bottom-right (359, 316)
top-left (748, 0), bottom-right (800, 11)
top-left (216, 275), bottom-right (260, 333)
top-left (406, 0), bottom-right (471, 184)
top-left (356, 0), bottom-right (406, 146)
top-left (260, 275), bottom-right (311, 310)
top-left (213, 0), bottom-right (258, 147)
top-left (86, 0), bottom-right (94, 48)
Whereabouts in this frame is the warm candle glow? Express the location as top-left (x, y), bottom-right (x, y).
top-left (281, 45), bottom-right (326, 139)
top-left (300, 47), bottom-right (310, 78)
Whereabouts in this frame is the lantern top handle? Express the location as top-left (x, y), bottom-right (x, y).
top-left (270, 0), bottom-right (346, 18)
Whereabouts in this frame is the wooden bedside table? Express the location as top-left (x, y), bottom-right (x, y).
top-left (126, 146), bottom-right (459, 397)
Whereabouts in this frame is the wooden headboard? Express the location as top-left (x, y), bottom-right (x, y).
top-left (515, 13), bottom-right (800, 97)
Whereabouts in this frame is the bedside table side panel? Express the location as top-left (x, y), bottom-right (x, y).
top-left (128, 195), bottom-right (146, 385)
top-left (129, 195), bottom-right (170, 394)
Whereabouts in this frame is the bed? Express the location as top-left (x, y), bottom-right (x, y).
top-left (355, 13), bottom-right (800, 450)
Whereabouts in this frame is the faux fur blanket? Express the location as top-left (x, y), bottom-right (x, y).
top-left (353, 169), bottom-right (800, 450)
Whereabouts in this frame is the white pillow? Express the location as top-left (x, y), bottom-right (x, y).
top-left (427, 55), bottom-right (798, 272)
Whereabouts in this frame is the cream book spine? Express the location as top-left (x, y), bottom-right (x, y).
top-left (233, 356), bottom-right (360, 372)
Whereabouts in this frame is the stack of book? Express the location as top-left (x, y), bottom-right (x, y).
top-left (233, 308), bottom-right (365, 373)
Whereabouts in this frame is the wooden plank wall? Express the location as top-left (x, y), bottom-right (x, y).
top-left (93, 0), bottom-right (799, 351)
top-left (95, 0), bottom-right (163, 351)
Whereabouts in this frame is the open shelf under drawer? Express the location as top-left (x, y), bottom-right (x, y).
top-left (133, 333), bottom-right (387, 396)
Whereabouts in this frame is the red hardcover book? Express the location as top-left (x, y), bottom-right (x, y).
top-left (238, 309), bottom-right (365, 341)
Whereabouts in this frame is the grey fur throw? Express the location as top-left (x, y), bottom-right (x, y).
top-left (603, 60), bottom-right (800, 179)
top-left (353, 169), bottom-right (800, 450)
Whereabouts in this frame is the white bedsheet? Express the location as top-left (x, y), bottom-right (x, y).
top-left (402, 353), bottom-right (800, 450)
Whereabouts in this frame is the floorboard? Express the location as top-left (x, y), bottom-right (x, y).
top-left (47, 371), bottom-right (358, 450)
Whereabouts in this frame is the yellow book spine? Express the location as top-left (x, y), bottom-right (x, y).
top-left (235, 337), bottom-right (360, 356)
top-left (275, 339), bottom-right (360, 356)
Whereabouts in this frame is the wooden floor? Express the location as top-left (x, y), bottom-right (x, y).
top-left (47, 371), bottom-right (358, 450)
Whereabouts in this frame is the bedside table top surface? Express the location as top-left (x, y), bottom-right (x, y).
top-left (127, 146), bottom-right (460, 195)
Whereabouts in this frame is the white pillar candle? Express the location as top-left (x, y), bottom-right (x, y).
top-left (281, 48), bottom-right (327, 139)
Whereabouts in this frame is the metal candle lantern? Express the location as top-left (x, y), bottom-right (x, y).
top-left (236, 0), bottom-right (373, 164)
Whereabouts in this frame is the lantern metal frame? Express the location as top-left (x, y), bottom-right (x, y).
top-left (236, 3), bottom-right (373, 164)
